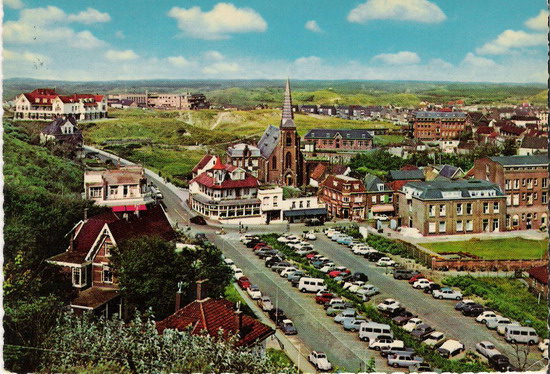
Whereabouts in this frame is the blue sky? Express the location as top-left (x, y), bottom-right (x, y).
top-left (3, 0), bottom-right (548, 82)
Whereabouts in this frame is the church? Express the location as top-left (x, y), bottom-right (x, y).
top-left (256, 79), bottom-right (304, 187)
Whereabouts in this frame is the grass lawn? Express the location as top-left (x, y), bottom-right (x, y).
top-left (374, 134), bottom-right (405, 146)
top-left (224, 283), bottom-right (256, 318)
top-left (266, 348), bottom-right (295, 369)
top-left (420, 238), bottom-right (548, 260)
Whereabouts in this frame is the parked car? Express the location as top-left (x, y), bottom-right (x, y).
top-left (476, 311), bottom-right (500, 324)
top-left (455, 299), bottom-right (476, 310)
top-left (319, 263), bottom-right (336, 273)
top-left (497, 322), bottom-right (521, 336)
top-left (392, 310), bottom-right (417, 326)
top-left (504, 325), bottom-right (539, 345)
top-left (278, 319), bottom-right (297, 335)
top-left (408, 274), bottom-right (425, 284)
top-left (258, 296), bottom-right (273, 312)
top-left (223, 258), bottom-right (235, 267)
top-left (280, 267), bottom-right (298, 278)
top-left (257, 249), bottom-right (280, 259)
top-left (380, 347), bottom-right (415, 358)
top-left (237, 276), bottom-right (251, 290)
top-left (403, 318), bottom-right (423, 332)
top-left (366, 252), bottom-right (386, 262)
top-left (351, 272), bottom-right (369, 282)
top-left (268, 308), bottom-right (286, 324)
top-left (369, 336), bottom-right (404, 351)
top-left (377, 299), bottom-right (401, 312)
top-left (408, 363), bottom-right (432, 372)
top-left (303, 232), bottom-right (317, 240)
top-left (376, 257), bottom-right (396, 267)
top-left (412, 279), bottom-right (434, 289)
top-left (488, 354), bottom-right (518, 372)
top-left (486, 316), bottom-right (514, 330)
top-left (343, 281), bottom-right (365, 293)
top-left (433, 288), bottom-right (463, 300)
top-left (326, 303), bottom-right (347, 316)
top-left (393, 268), bottom-right (420, 280)
top-left (411, 324), bottom-right (435, 339)
top-left (308, 351), bottom-right (332, 372)
top-left (190, 216), bottom-right (206, 225)
top-left (387, 353), bottom-right (424, 368)
top-left (323, 297), bottom-right (344, 310)
top-left (315, 292), bottom-right (335, 305)
top-left (343, 316), bottom-right (367, 332)
top-left (233, 268), bottom-right (244, 280)
top-left (423, 331), bottom-right (446, 348)
top-left (476, 341), bottom-right (501, 358)
top-left (423, 283), bottom-right (442, 294)
top-left (271, 261), bottom-right (293, 273)
top-left (287, 270), bottom-right (306, 283)
top-left (461, 303), bottom-right (485, 317)
top-left (246, 285), bottom-right (262, 300)
top-left (334, 309), bottom-right (356, 324)
top-left (437, 340), bottom-right (465, 359)
top-left (356, 284), bottom-right (380, 299)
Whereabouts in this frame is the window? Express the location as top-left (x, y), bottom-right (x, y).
top-left (466, 203), bottom-right (473, 215)
top-left (483, 202), bottom-right (489, 214)
top-left (505, 179), bottom-right (511, 189)
top-left (542, 192), bottom-right (547, 204)
top-left (306, 200), bottom-right (310, 208)
top-left (102, 265), bottom-right (113, 284)
top-left (482, 219), bottom-right (489, 231)
top-left (123, 185), bottom-right (129, 197)
top-left (90, 187), bottom-right (102, 198)
top-left (439, 205), bottom-right (446, 217)
top-left (522, 178), bottom-right (526, 187)
top-left (492, 219), bottom-right (499, 231)
top-left (285, 152), bottom-right (292, 169)
top-left (543, 178), bottom-right (548, 188)
top-left (291, 201), bottom-right (296, 209)
top-left (527, 193), bottom-right (534, 205)
top-left (299, 201), bottom-right (303, 208)
top-left (372, 196), bottom-right (377, 203)
top-left (272, 156), bottom-right (277, 169)
top-left (512, 194), bottom-right (520, 206)
top-left (456, 220), bottom-right (464, 231)
top-left (273, 196), bottom-right (278, 207)
top-left (466, 220), bottom-right (473, 231)
top-left (493, 202), bottom-right (499, 213)
top-left (439, 221), bottom-right (446, 233)
top-left (521, 213), bottom-right (526, 221)
top-left (72, 267), bottom-right (86, 287)
top-left (456, 203), bottom-right (463, 215)
top-left (513, 179), bottom-right (519, 189)
top-left (522, 193), bottom-right (526, 200)
top-left (428, 222), bottom-right (436, 234)
top-left (527, 178), bottom-right (533, 189)
top-left (109, 186), bottom-right (118, 196)
top-left (429, 205), bottom-right (436, 217)
top-left (104, 243), bottom-right (112, 256)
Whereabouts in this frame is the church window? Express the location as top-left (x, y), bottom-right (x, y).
top-left (285, 152), bottom-right (292, 169)
top-left (286, 133), bottom-right (292, 146)
top-left (272, 156), bottom-right (277, 169)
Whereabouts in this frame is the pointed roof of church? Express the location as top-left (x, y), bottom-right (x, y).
top-left (281, 78), bottom-right (295, 128)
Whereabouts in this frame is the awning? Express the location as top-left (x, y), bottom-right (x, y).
top-left (112, 205), bottom-right (147, 212)
top-left (371, 204), bottom-right (395, 213)
top-left (284, 208), bottom-right (327, 218)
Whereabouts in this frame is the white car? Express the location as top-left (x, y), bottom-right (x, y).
top-left (303, 232), bottom-right (317, 240)
top-left (277, 235), bottom-right (298, 243)
top-left (223, 258), bottom-right (235, 267)
top-left (308, 351), bottom-right (332, 371)
top-left (352, 246), bottom-right (370, 255)
top-left (424, 331), bottom-right (446, 348)
top-left (369, 336), bottom-right (404, 351)
top-left (432, 288), bottom-right (463, 300)
top-left (233, 268), bottom-right (244, 280)
top-left (412, 279), bottom-right (434, 289)
top-left (475, 341), bottom-right (501, 358)
top-left (246, 285), bottom-right (262, 300)
top-left (325, 230), bottom-right (340, 238)
top-left (476, 311), bottom-right (500, 324)
top-left (319, 263), bottom-right (336, 273)
top-left (258, 296), bottom-right (273, 311)
top-left (377, 298), bottom-right (400, 312)
top-left (376, 257), bottom-right (396, 267)
top-left (343, 281), bottom-right (365, 293)
top-left (538, 339), bottom-right (549, 352)
top-left (497, 322), bottom-right (521, 335)
top-left (486, 316), bottom-right (514, 330)
top-left (280, 267), bottom-right (298, 278)
top-left (403, 318), bottom-right (423, 332)
top-left (356, 284), bottom-right (380, 296)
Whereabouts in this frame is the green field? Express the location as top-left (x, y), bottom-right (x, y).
top-left (421, 238), bottom-right (548, 260)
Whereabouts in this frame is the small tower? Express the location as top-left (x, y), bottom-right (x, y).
top-left (211, 156), bottom-right (226, 185)
top-left (278, 79), bottom-right (302, 187)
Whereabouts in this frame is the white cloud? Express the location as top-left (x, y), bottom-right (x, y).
top-left (348, 0), bottom-right (446, 24)
top-left (115, 31), bottom-right (126, 39)
top-left (67, 8), bottom-right (111, 24)
top-left (476, 29), bottom-right (546, 55)
top-left (105, 49), bottom-right (139, 61)
top-left (167, 56), bottom-right (191, 67)
top-left (305, 20), bottom-right (323, 33)
top-left (202, 62), bottom-right (241, 75)
top-left (295, 56), bottom-right (322, 65)
top-left (525, 10), bottom-right (549, 31)
top-left (4, 0), bottom-right (24, 9)
top-left (168, 3), bottom-right (267, 40)
top-left (461, 53), bottom-right (497, 68)
top-left (372, 51), bottom-right (420, 65)
top-left (4, 49), bottom-right (50, 63)
top-left (203, 50), bottom-right (224, 61)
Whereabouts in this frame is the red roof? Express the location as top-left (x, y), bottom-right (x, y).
top-left (191, 172), bottom-right (259, 190)
top-left (500, 125), bottom-right (526, 136)
top-left (192, 155), bottom-right (214, 173)
top-left (476, 125), bottom-right (493, 135)
top-left (527, 265), bottom-right (548, 285)
top-left (321, 175), bottom-right (365, 193)
top-left (21, 89), bottom-right (103, 105)
top-left (310, 163), bottom-right (327, 181)
top-left (156, 298), bottom-right (274, 347)
top-left (401, 164), bottom-right (419, 171)
top-left (211, 156), bottom-right (225, 170)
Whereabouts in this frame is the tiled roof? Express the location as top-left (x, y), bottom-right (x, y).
top-left (257, 125), bottom-right (280, 159)
top-left (489, 155), bottom-right (549, 167)
top-left (520, 137), bottom-right (547, 150)
top-left (304, 129), bottom-right (373, 140)
top-left (476, 125), bottom-right (493, 135)
top-left (191, 171), bottom-right (259, 190)
top-left (71, 287), bottom-right (120, 310)
top-left (98, 167), bottom-right (144, 185)
top-left (156, 298), bottom-right (274, 348)
top-left (331, 164), bottom-right (349, 175)
top-left (310, 163), bottom-right (327, 181)
top-left (500, 125), bottom-right (526, 136)
top-left (321, 175), bottom-right (365, 192)
top-left (389, 169), bottom-right (425, 181)
top-left (527, 265), bottom-right (548, 285)
top-left (192, 155), bottom-right (214, 173)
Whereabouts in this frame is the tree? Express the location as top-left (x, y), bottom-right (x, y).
top-left (502, 138), bottom-right (518, 156)
top-left (111, 236), bottom-right (232, 319)
top-left (349, 149), bottom-right (406, 176)
top-left (40, 312), bottom-right (298, 374)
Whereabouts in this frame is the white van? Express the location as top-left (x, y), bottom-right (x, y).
top-left (504, 326), bottom-right (539, 345)
top-left (298, 277), bottom-right (326, 293)
top-left (359, 322), bottom-right (393, 343)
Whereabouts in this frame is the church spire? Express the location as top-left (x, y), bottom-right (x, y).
top-left (281, 78), bottom-right (295, 128)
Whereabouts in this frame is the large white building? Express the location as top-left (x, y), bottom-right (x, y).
top-left (14, 88), bottom-right (107, 121)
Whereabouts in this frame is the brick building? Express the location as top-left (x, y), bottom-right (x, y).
top-left (303, 129), bottom-right (374, 152)
top-left (398, 180), bottom-right (506, 236)
top-left (320, 175), bottom-right (367, 220)
top-left (363, 174), bottom-right (395, 218)
top-left (472, 155), bottom-right (549, 230)
top-left (412, 111), bottom-right (467, 140)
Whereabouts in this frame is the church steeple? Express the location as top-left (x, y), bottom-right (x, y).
top-left (281, 78), bottom-right (295, 128)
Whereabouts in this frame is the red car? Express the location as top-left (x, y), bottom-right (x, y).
top-left (315, 292), bottom-right (335, 305)
top-left (328, 270), bottom-right (344, 278)
top-left (305, 252), bottom-right (319, 260)
top-left (237, 277), bottom-right (251, 290)
top-left (408, 274), bottom-right (425, 284)
top-left (253, 243), bottom-right (271, 251)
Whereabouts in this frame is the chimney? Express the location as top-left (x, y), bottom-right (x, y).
top-left (84, 208), bottom-right (88, 221)
top-left (175, 281), bottom-right (184, 312)
top-left (234, 309), bottom-right (244, 334)
top-left (196, 279), bottom-right (209, 302)
top-left (68, 237), bottom-right (74, 252)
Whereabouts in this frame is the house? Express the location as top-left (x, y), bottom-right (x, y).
top-left (192, 155), bottom-right (216, 179)
top-left (303, 129), bottom-right (374, 152)
top-left (40, 116), bottom-right (84, 154)
top-left (526, 265), bottom-right (548, 297)
top-left (499, 124), bottom-right (526, 138)
top-left (319, 175), bottom-right (367, 220)
top-left (398, 180), bottom-right (506, 236)
top-left (299, 104), bottom-right (318, 114)
top-left (412, 111), bottom-right (467, 140)
top-left (518, 137), bottom-right (547, 156)
top-left (14, 88), bottom-right (107, 121)
top-left (257, 186), bottom-right (326, 223)
top-left (47, 205), bottom-right (175, 316)
top-left (387, 169), bottom-right (425, 191)
top-left (84, 166), bottom-right (153, 207)
top-left (363, 174), bottom-right (395, 218)
top-left (189, 156), bottom-right (261, 221)
top-left (226, 143), bottom-right (261, 178)
top-left (318, 105), bottom-right (337, 116)
top-left (157, 283), bottom-right (274, 355)
top-left (472, 155), bottom-right (549, 230)
top-left (427, 164), bottom-right (465, 180)
top-left (147, 92), bottom-right (210, 110)
top-left (510, 115), bottom-right (540, 128)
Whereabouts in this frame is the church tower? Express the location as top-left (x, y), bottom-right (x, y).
top-left (278, 79), bottom-right (302, 187)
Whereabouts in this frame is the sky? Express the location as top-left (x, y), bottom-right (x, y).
top-left (2, 0), bottom-right (548, 83)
